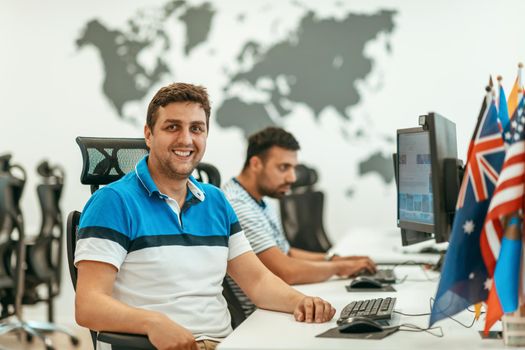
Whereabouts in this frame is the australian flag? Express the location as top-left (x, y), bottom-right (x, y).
top-left (430, 88), bottom-right (506, 326)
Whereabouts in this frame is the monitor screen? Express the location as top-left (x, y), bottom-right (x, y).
top-left (395, 112), bottom-right (459, 246)
top-left (398, 130), bottom-right (433, 226)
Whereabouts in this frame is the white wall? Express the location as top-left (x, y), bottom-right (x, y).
top-left (2, 0), bottom-right (525, 324)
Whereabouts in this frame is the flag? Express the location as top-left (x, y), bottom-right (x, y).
top-left (507, 63), bottom-right (523, 122)
top-left (429, 88), bottom-right (505, 326)
top-left (484, 217), bottom-right (523, 333)
top-left (480, 105), bottom-right (525, 277)
top-left (497, 76), bottom-right (510, 138)
top-left (481, 102), bottom-right (525, 333)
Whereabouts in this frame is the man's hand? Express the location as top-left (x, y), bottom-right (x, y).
top-left (333, 255), bottom-right (371, 262)
top-left (333, 258), bottom-right (377, 277)
top-left (293, 296), bottom-right (336, 323)
top-left (146, 313), bottom-right (198, 350)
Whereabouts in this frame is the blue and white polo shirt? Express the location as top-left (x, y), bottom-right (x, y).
top-left (75, 156), bottom-right (252, 340)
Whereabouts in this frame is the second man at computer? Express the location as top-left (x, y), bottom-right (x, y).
top-left (223, 127), bottom-right (377, 316)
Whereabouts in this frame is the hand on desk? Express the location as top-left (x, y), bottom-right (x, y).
top-left (333, 257), bottom-right (377, 277)
top-left (332, 255), bottom-right (371, 262)
top-left (146, 312), bottom-right (198, 350)
top-left (293, 296), bottom-right (336, 323)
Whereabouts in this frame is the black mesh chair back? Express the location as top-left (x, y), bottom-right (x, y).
top-left (76, 137), bottom-right (149, 194)
top-left (24, 161), bottom-right (65, 322)
top-left (69, 137), bottom-right (154, 350)
top-left (0, 161), bottom-right (26, 320)
top-left (66, 211), bottom-right (81, 290)
top-left (0, 177), bottom-right (16, 293)
top-left (279, 164), bottom-right (332, 252)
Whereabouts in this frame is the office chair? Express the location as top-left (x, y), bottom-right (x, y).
top-left (279, 164), bottom-right (332, 252)
top-left (21, 160), bottom-right (79, 345)
top-left (0, 156), bottom-right (56, 349)
top-left (67, 137), bottom-right (155, 350)
top-left (67, 210), bottom-right (155, 350)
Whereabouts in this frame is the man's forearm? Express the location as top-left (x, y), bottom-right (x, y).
top-left (280, 259), bottom-right (342, 284)
top-left (248, 268), bottom-right (306, 313)
top-left (76, 290), bottom-right (164, 334)
top-left (288, 247), bottom-right (325, 261)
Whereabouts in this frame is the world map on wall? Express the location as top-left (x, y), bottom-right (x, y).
top-left (76, 0), bottom-right (396, 188)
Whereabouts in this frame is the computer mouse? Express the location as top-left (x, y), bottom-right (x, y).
top-left (349, 276), bottom-right (383, 289)
top-left (338, 317), bottom-right (384, 333)
top-left (419, 246), bottom-right (440, 254)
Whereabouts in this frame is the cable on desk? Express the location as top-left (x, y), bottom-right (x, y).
top-left (385, 260), bottom-right (416, 284)
top-left (394, 310), bottom-right (431, 317)
top-left (388, 260), bottom-right (439, 283)
top-left (398, 323), bottom-right (444, 337)
top-left (392, 296), bottom-right (478, 337)
top-left (391, 260), bottom-right (420, 268)
top-left (429, 297), bottom-right (478, 328)
top-left (395, 274), bottom-right (408, 284)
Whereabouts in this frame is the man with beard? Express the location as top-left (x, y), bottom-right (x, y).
top-left (222, 127), bottom-right (377, 317)
top-left (74, 83), bottom-right (335, 350)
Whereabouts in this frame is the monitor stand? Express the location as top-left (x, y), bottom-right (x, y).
top-left (400, 228), bottom-right (433, 246)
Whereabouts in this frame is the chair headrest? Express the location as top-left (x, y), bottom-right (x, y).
top-left (76, 137), bottom-right (148, 187)
top-left (291, 164), bottom-right (318, 189)
top-left (76, 137), bottom-right (223, 192)
top-left (0, 154), bottom-right (26, 184)
top-left (194, 163), bottom-right (221, 187)
top-left (0, 154), bottom-right (12, 173)
top-left (37, 160), bottom-right (65, 183)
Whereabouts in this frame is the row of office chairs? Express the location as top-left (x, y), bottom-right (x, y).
top-left (67, 137), bottom-right (332, 349)
top-left (0, 154), bottom-right (77, 350)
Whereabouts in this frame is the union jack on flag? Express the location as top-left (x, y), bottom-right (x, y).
top-left (457, 92), bottom-right (506, 208)
top-left (430, 88), bottom-right (506, 327)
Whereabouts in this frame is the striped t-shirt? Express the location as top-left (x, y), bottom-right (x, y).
top-left (75, 156), bottom-right (252, 347)
top-left (222, 178), bottom-right (290, 316)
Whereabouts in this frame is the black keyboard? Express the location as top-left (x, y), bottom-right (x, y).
top-left (336, 297), bottom-right (397, 325)
top-left (359, 268), bottom-right (397, 283)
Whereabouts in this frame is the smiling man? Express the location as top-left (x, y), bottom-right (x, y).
top-left (222, 127), bottom-right (377, 317)
top-left (74, 83), bottom-right (335, 350)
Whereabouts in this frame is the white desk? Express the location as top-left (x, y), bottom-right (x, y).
top-left (218, 228), bottom-right (505, 350)
top-left (331, 227), bottom-right (444, 265)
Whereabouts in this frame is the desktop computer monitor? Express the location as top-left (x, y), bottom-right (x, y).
top-left (395, 112), bottom-right (460, 246)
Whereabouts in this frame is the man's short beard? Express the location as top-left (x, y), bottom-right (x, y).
top-left (259, 184), bottom-right (288, 199)
top-left (160, 159), bottom-right (196, 181)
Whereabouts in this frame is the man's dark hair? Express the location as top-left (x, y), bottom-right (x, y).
top-left (146, 82), bottom-right (211, 131)
top-left (243, 127), bottom-right (300, 169)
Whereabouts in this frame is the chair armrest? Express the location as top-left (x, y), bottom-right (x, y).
top-left (97, 331), bottom-right (155, 349)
